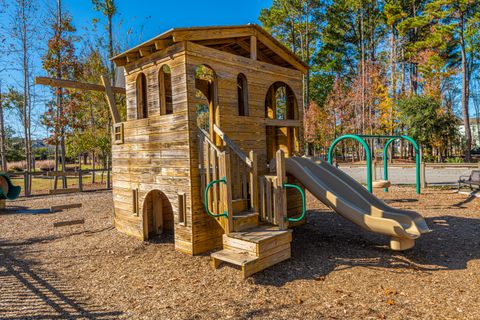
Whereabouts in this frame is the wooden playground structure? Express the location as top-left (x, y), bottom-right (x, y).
top-left (107, 24), bottom-right (307, 277)
top-left (32, 24), bottom-right (430, 278)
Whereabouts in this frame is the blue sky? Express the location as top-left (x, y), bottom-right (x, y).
top-left (62, 0), bottom-right (271, 48)
top-left (1, 0), bottom-right (272, 138)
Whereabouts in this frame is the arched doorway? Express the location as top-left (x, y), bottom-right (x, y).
top-left (195, 65), bottom-right (217, 136)
top-left (265, 82), bottom-right (298, 161)
top-left (143, 190), bottom-right (174, 240)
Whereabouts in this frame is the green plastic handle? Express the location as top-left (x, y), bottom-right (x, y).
top-left (283, 183), bottom-right (306, 222)
top-left (204, 177), bottom-right (228, 218)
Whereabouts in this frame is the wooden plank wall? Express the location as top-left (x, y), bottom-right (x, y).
top-left (185, 41), bottom-right (304, 254)
top-left (112, 43), bottom-right (195, 254)
top-left (113, 40), bottom-right (305, 256)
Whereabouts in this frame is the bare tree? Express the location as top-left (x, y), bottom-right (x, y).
top-left (9, 0), bottom-right (38, 180)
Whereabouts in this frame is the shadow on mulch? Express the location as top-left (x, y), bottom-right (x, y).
top-left (384, 198), bottom-right (418, 204)
top-left (252, 210), bottom-right (480, 286)
top-left (453, 190), bottom-right (480, 207)
top-left (1, 206), bottom-right (52, 215)
top-left (0, 236), bottom-right (124, 320)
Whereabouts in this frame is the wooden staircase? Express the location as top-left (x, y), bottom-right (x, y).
top-left (199, 126), bottom-right (297, 278)
top-left (211, 225), bottom-right (292, 278)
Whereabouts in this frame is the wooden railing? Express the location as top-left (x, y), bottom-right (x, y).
top-left (212, 125), bottom-right (258, 212)
top-left (259, 150), bottom-right (287, 230)
top-left (198, 129), bottom-right (233, 233)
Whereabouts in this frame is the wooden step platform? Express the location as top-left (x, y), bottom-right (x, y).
top-left (211, 225), bottom-right (292, 278)
top-left (232, 210), bottom-right (259, 232)
top-left (211, 248), bottom-right (257, 268)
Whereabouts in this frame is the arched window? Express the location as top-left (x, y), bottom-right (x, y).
top-left (237, 73), bottom-right (248, 116)
top-left (265, 82), bottom-right (297, 120)
top-left (159, 65), bottom-right (173, 115)
top-left (136, 72), bottom-right (148, 119)
top-left (195, 65), bottom-right (216, 134)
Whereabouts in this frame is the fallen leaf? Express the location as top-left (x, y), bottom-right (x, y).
top-left (296, 297), bottom-right (303, 305)
top-left (384, 288), bottom-right (397, 296)
top-left (387, 298), bottom-right (394, 305)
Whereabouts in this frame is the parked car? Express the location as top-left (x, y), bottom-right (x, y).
top-left (471, 147), bottom-right (480, 156)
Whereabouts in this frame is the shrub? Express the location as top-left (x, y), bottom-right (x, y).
top-left (8, 161), bottom-right (26, 172)
top-left (36, 160), bottom-right (55, 171)
top-left (445, 157), bottom-right (464, 163)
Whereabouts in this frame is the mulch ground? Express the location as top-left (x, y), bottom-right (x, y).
top-left (1, 187), bottom-right (479, 319)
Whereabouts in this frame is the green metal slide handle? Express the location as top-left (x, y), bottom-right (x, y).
top-left (204, 177), bottom-right (228, 218)
top-left (283, 183), bottom-right (306, 222)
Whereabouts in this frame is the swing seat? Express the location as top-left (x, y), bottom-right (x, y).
top-left (372, 180), bottom-right (391, 189)
top-left (0, 173), bottom-right (21, 200)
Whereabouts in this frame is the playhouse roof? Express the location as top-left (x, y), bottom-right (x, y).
top-left (111, 24), bottom-right (308, 73)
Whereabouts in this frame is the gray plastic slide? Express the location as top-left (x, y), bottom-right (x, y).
top-left (285, 157), bottom-right (430, 250)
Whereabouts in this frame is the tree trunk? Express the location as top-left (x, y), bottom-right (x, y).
top-left (20, 1), bottom-right (31, 195)
top-left (0, 82), bottom-right (6, 172)
top-left (460, 14), bottom-right (472, 162)
top-left (360, 10), bottom-right (366, 134)
top-left (91, 151), bottom-right (95, 183)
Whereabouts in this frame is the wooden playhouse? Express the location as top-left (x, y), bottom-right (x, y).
top-left (110, 24), bottom-right (308, 278)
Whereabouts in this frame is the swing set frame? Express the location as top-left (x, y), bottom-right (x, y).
top-left (327, 134), bottom-right (421, 194)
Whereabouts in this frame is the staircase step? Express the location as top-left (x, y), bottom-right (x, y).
top-left (211, 248), bottom-right (258, 267)
top-left (227, 225), bottom-right (292, 246)
top-left (242, 244), bottom-right (291, 278)
top-left (232, 210), bottom-right (259, 231)
top-left (232, 199), bottom-right (248, 214)
top-left (213, 225), bottom-right (293, 278)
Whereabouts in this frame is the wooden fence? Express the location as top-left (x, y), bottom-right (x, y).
top-left (7, 168), bottom-right (111, 197)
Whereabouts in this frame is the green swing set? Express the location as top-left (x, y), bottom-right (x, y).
top-left (327, 134), bottom-right (421, 194)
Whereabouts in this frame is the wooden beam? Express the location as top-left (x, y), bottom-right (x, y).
top-left (256, 32), bottom-right (308, 74)
top-left (250, 36), bottom-right (257, 60)
top-left (35, 77), bottom-right (126, 94)
top-left (139, 46), bottom-right (155, 57)
top-left (50, 203), bottom-right (82, 212)
top-left (264, 119), bottom-right (302, 127)
top-left (49, 188), bottom-right (80, 195)
top-left (53, 219), bottom-right (85, 228)
top-left (101, 75), bottom-right (121, 123)
top-left (220, 45), bottom-right (239, 55)
top-left (126, 52), bottom-right (141, 63)
top-left (197, 38), bottom-right (244, 46)
top-left (236, 41), bottom-right (274, 64)
top-left (115, 57), bottom-right (128, 67)
top-left (155, 39), bottom-right (173, 50)
top-left (173, 28), bottom-right (252, 42)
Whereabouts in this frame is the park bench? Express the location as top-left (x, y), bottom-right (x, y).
top-left (458, 170), bottom-right (480, 191)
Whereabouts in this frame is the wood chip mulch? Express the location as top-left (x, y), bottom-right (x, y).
top-left (1, 187), bottom-right (479, 319)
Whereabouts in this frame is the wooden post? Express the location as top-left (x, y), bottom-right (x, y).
top-left (420, 162), bottom-right (427, 188)
top-left (250, 35), bottom-right (257, 60)
top-left (249, 150), bottom-right (258, 212)
top-left (106, 168), bottom-right (111, 190)
top-left (275, 150), bottom-right (286, 230)
top-left (101, 75), bottom-right (121, 124)
top-left (221, 151), bottom-right (233, 234)
top-left (23, 172), bottom-right (29, 197)
top-left (0, 199), bottom-right (5, 209)
top-left (372, 160), bottom-right (377, 181)
top-left (78, 169), bottom-right (83, 192)
top-left (91, 153), bottom-right (95, 184)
